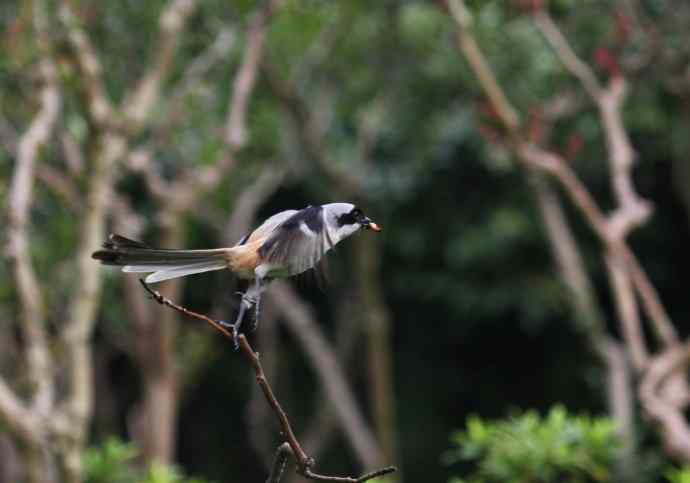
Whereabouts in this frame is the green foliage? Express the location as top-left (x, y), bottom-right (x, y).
top-left (84, 438), bottom-right (138, 483)
top-left (446, 406), bottom-right (618, 483)
top-left (667, 468), bottom-right (690, 483)
top-left (84, 438), bottom-right (212, 483)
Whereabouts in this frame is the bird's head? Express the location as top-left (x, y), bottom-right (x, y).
top-left (323, 203), bottom-right (381, 242)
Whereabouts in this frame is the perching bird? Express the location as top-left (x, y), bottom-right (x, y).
top-left (92, 203), bottom-right (381, 345)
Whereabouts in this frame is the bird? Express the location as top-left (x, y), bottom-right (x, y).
top-left (92, 203), bottom-right (381, 346)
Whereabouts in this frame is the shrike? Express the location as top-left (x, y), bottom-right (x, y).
top-left (93, 203), bottom-right (381, 345)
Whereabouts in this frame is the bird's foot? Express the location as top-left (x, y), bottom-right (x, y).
top-left (216, 319), bottom-right (241, 350)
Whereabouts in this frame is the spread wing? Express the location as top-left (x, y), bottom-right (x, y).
top-left (236, 209), bottom-right (299, 246)
top-left (257, 205), bottom-right (334, 276)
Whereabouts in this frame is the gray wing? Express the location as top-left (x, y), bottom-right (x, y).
top-left (258, 205), bottom-right (334, 276)
top-left (236, 209), bottom-right (298, 246)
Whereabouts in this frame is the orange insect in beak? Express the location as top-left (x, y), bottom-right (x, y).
top-left (367, 221), bottom-right (382, 232)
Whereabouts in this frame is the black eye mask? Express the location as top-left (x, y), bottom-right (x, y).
top-left (337, 209), bottom-right (363, 227)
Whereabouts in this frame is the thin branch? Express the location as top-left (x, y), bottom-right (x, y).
top-left (303, 467), bottom-right (396, 483)
top-left (516, 144), bottom-right (611, 239)
top-left (533, 10), bottom-right (603, 99)
top-left (447, 0), bottom-right (521, 135)
top-left (138, 280), bottom-right (309, 466)
top-left (122, 0), bottom-right (198, 127)
top-left (605, 252), bottom-right (648, 370)
top-left (137, 280), bottom-right (396, 482)
top-left (625, 250), bottom-right (677, 344)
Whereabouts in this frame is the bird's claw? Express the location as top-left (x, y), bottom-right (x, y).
top-left (217, 320), bottom-right (240, 350)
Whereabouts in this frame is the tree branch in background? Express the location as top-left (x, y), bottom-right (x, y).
top-left (225, 0), bottom-right (282, 148)
top-left (639, 341), bottom-right (690, 460)
top-left (58, 3), bottom-right (116, 128)
top-left (54, 0), bottom-right (204, 475)
top-left (1, 2), bottom-right (62, 481)
top-left (446, 0), bottom-right (690, 464)
top-left (138, 281), bottom-right (396, 483)
top-left (122, 0), bottom-right (198, 127)
top-left (6, 43), bottom-right (60, 415)
top-left (532, 7), bottom-right (676, 346)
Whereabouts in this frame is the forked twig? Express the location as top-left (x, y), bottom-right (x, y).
top-left (138, 279), bottom-right (396, 483)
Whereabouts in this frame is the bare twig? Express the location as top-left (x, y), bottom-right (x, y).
top-left (138, 280), bottom-right (309, 464)
top-left (302, 464), bottom-right (396, 483)
top-left (138, 280), bottom-right (396, 482)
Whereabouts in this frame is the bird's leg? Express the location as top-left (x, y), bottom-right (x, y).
top-left (248, 277), bottom-right (267, 333)
top-left (218, 277), bottom-right (266, 348)
top-left (215, 287), bottom-right (253, 349)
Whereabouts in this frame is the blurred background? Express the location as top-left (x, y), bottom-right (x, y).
top-left (2, 0), bottom-right (690, 482)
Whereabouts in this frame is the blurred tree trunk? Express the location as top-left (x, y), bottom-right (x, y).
top-left (354, 235), bottom-right (399, 473)
top-left (131, 222), bottom-right (183, 464)
top-left (530, 174), bottom-right (637, 479)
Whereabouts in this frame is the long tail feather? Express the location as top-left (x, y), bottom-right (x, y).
top-left (92, 234), bottom-right (229, 283)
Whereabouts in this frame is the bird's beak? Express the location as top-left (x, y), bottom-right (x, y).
top-left (363, 218), bottom-right (382, 232)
